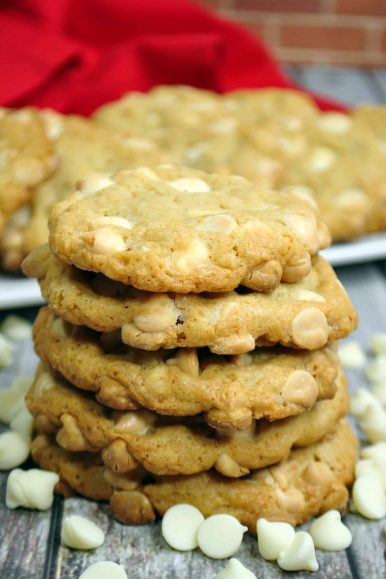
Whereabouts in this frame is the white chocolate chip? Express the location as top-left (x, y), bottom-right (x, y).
top-left (94, 216), bottom-right (133, 230)
top-left (214, 558), bottom-right (256, 579)
top-left (277, 532), bottom-right (319, 572)
top-left (209, 117), bottom-right (238, 134)
top-left (284, 212), bottom-right (319, 253)
top-left (172, 239), bottom-right (209, 271)
top-left (350, 388), bottom-right (379, 418)
top-left (256, 518), bottom-right (295, 561)
top-left (40, 109), bottom-right (64, 139)
top-left (370, 334), bottom-right (386, 355)
top-left (361, 442), bottom-right (386, 462)
top-left (91, 228), bottom-right (127, 255)
top-left (282, 370), bottom-right (318, 408)
top-left (335, 188), bottom-right (367, 211)
top-left (78, 174), bottom-right (114, 196)
top-left (79, 561), bottom-right (128, 579)
top-left (308, 147), bottom-right (337, 172)
top-left (317, 112), bottom-right (352, 134)
top-left (355, 459), bottom-right (386, 490)
top-left (197, 514), bottom-right (248, 559)
top-left (61, 515), bottom-right (105, 550)
top-left (294, 289), bottom-right (325, 303)
top-left (308, 510), bottom-right (352, 551)
top-left (114, 410), bottom-right (155, 435)
top-left (366, 355), bottom-right (386, 383)
top-left (168, 178), bottom-right (210, 193)
top-left (161, 504), bottom-right (204, 551)
top-left (6, 468), bottom-right (59, 510)
top-left (0, 333), bottom-right (15, 368)
top-left (359, 402), bottom-right (386, 443)
top-left (351, 476), bottom-right (386, 519)
top-left (134, 167), bottom-right (160, 180)
top-left (1, 316), bottom-right (32, 341)
top-left (291, 308), bottom-right (329, 349)
top-left (211, 334), bottom-right (255, 355)
top-left (196, 213), bottom-right (237, 233)
top-left (371, 382), bottom-right (386, 406)
top-left (0, 431), bottom-right (30, 470)
top-left (338, 341), bottom-right (367, 370)
top-left (0, 376), bottom-right (33, 423)
top-left (10, 400), bottom-right (33, 441)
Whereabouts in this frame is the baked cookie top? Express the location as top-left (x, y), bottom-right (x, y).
top-left (31, 420), bottom-right (357, 531)
top-left (47, 165), bottom-right (330, 293)
top-left (0, 111), bottom-right (169, 271)
top-left (27, 364), bottom-right (348, 478)
top-left (0, 108), bottom-right (55, 232)
top-left (24, 247), bottom-right (357, 352)
top-left (33, 308), bottom-right (339, 428)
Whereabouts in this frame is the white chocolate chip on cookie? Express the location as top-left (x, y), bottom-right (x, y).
top-left (211, 334), bottom-right (255, 355)
top-left (78, 174), bottom-right (114, 195)
top-left (197, 514), bottom-right (248, 559)
top-left (215, 453), bottom-right (250, 478)
top-left (282, 370), bottom-right (318, 408)
top-left (94, 216), bottom-right (133, 230)
top-left (256, 518), bottom-right (295, 561)
top-left (197, 213), bottom-right (237, 233)
top-left (317, 112), bottom-right (352, 134)
top-left (172, 239), bottom-right (209, 271)
top-left (309, 510), bottom-right (352, 551)
top-left (114, 410), bottom-right (155, 435)
top-left (308, 147), bottom-right (337, 172)
top-left (291, 308), bottom-right (329, 349)
top-left (294, 289), bottom-right (325, 303)
top-left (91, 228), bottom-right (127, 255)
top-left (161, 503), bottom-right (204, 551)
top-left (168, 178), bottom-right (210, 193)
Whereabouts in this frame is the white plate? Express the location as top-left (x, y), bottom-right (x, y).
top-left (0, 232), bottom-right (385, 309)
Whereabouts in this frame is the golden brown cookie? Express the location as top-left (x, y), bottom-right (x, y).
top-left (0, 111), bottom-right (169, 270)
top-left (33, 307), bottom-right (339, 428)
top-left (47, 165), bottom-right (330, 293)
top-left (0, 107), bottom-right (55, 240)
top-left (27, 364), bottom-right (348, 478)
top-left (24, 247), bottom-right (357, 353)
top-left (30, 420), bottom-right (357, 532)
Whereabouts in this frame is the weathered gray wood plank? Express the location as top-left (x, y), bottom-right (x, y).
top-left (0, 333), bottom-right (49, 579)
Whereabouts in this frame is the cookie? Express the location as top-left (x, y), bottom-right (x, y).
top-left (33, 307), bottom-right (339, 428)
top-left (0, 107), bottom-right (55, 237)
top-left (30, 420), bottom-right (357, 531)
top-left (0, 111), bottom-right (169, 270)
top-left (24, 247), bottom-right (357, 353)
top-left (279, 111), bottom-right (386, 240)
top-left (353, 104), bottom-right (386, 144)
top-left (47, 165), bottom-right (330, 293)
top-left (27, 364), bottom-right (348, 477)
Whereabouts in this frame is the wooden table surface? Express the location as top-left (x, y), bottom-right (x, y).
top-left (1, 66), bottom-right (386, 578)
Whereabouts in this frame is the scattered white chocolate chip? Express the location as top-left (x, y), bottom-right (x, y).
top-left (366, 355), bottom-right (386, 383)
top-left (355, 458), bottom-right (386, 490)
top-left (61, 515), bottom-right (105, 550)
top-left (277, 531), bottom-right (319, 572)
top-left (162, 504), bottom-right (204, 551)
top-left (6, 468), bottom-right (59, 510)
top-left (168, 177), bottom-right (210, 193)
top-left (308, 510), bottom-right (352, 551)
top-left (256, 518), bottom-right (295, 561)
top-left (350, 388), bottom-right (378, 418)
top-left (10, 400), bottom-right (33, 441)
top-left (317, 112), bottom-right (352, 134)
top-left (91, 228), bottom-right (127, 255)
top-left (1, 316), bottom-right (32, 341)
top-left (359, 401), bottom-right (386, 443)
top-left (308, 147), bottom-right (336, 172)
top-left (0, 431), bottom-right (30, 470)
top-left (79, 561), bottom-right (128, 579)
top-left (0, 333), bottom-right (15, 368)
top-left (338, 341), bottom-right (367, 370)
top-left (197, 514), bottom-right (248, 559)
top-left (294, 289), bottom-right (325, 303)
top-left (0, 376), bottom-right (33, 424)
top-left (214, 558), bottom-right (256, 579)
top-left (361, 442), bottom-right (386, 461)
top-left (370, 334), bottom-right (386, 355)
top-left (351, 476), bottom-right (386, 519)
top-left (371, 382), bottom-right (386, 406)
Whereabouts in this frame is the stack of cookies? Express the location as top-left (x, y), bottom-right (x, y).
top-left (22, 165), bottom-right (358, 532)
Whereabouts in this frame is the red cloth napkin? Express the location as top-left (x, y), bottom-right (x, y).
top-left (0, 0), bottom-right (345, 115)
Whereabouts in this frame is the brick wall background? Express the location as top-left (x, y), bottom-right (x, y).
top-left (197, 0), bottom-right (386, 66)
